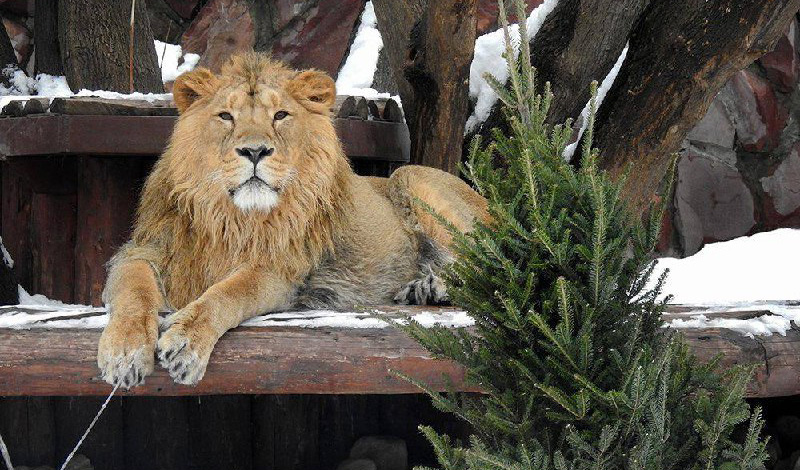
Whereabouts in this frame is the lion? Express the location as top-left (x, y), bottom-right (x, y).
top-left (97, 52), bottom-right (489, 388)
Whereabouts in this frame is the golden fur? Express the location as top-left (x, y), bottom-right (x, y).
top-left (97, 52), bottom-right (489, 387)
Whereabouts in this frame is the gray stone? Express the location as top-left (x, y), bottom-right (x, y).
top-left (674, 150), bottom-right (755, 255)
top-left (686, 99), bottom-right (735, 149)
top-left (337, 458), bottom-right (378, 470)
top-left (761, 144), bottom-right (800, 216)
top-left (350, 436), bottom-right (408, 470)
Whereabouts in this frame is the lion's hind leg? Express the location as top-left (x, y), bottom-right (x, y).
top-left (387, 165), bottom-right (489, 305)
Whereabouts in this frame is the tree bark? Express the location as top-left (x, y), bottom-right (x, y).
top-left (0, 12), bottom-right (18, 69)
top-left (594, 0), bottom-right (800, 215)
top-left (372, 0), bottom-right (426, 123)
top-left (34, 0), bottom-right (64, 75)
top-left (468, 0), bottom-right (649, 150)
top-left (58, 0), bottom-right (163, 93)
top-left (372, 0), bottom-right (476, 174)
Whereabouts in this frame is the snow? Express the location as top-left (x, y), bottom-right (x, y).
top-left (336, 1), bottom-right (383, 98)
top-left (464, 0), bottom-right (559, 133)
top-left (651, 228), bottom-right (800, 305)
top-left (667, 304), bottom-right (800, 338)
top-left (562, 43), bottom-right (628, 161)
top-left (154, 40), bottom-right (200, 83)
top-left (0, 237), bottom-right (12, 269)
top-left (0, 40), bottom-right (187, 111)
top-left (1, 288), bottom-right (475, 330)
top-left (74, 89), bottom-right (172, 103)
top-left (3, 229), bottom-right (800, 338)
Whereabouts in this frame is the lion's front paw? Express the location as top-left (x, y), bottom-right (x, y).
top-left (394, 271), bottom-right (449, 305)
top-left (97, 315), bottom-right (158, 389)
top-left (157, 305), bottom-right (218, 385)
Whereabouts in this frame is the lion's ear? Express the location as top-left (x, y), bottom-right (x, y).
top-left (173, 67), bottom-right (219, 113)
top-left (288, 70), bottom-right (336, 114)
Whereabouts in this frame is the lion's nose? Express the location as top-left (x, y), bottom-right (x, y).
top-left (236, 145), bottom-right (274, 165)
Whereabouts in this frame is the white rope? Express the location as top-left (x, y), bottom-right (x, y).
top-left (58, 381), bottom-right (121, 470)
top-left (0, 429), bottom-right (13, 470)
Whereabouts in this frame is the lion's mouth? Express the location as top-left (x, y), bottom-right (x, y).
top-left (229, 176), bottom-right (279, 196)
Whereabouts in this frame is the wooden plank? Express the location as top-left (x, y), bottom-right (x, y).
top-left (53, 396), bottom-right (124, 470)
top-left (123, 397), bottom-right (188, 470)
top-left (1, 306), bottom-right (799, 398)
top-left (0, 98), bottom-right (410, 162)
top-left (0, 325), bottom-right (475, 396)
top-left (337, 119), bottom-right (411, 162)
top-left (75, 157), bottom-right (150, 305)
top-left (30, 192), bottom-right (77, 303)
top-left (186, 396), bottom-right (252, 470)
top-left (49, 97), bottom-right (177, 116)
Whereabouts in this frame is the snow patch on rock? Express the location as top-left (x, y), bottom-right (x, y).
top-left (0, 236), bottom-right (12, 269)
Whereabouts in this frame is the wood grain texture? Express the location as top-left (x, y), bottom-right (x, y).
top-left (0, 111), bottom-right (409, 162)
top-left (0, 325), bottom-right (474, 396)
top-left (2, 306), bottom-right (800, 397)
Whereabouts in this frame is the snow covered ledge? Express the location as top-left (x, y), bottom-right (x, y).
top-left (0, 302), bottom-right (798, 398)
top-left (1, 229), bottom-right (800, 398)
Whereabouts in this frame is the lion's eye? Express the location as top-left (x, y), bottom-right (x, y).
top-left (274, 110), bottom-right (289, 121)
top-left (218, 112), bottom-right (234, 121)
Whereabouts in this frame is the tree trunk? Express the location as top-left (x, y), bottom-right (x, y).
top-left (34, 0), bottom-right (64, 76)
top-left (58, 0), bottom-right (163, 93)
top-left (530, 0), bottom-right (649, 126)
top-left (0, 13), bottom-right (18, 68)
top-left (372, 0), bottom-right (425, 123)
top-left (373, 0), bottom-right (476, 174)
top-left (468, 0), bottom-right (649, 151)
top-left (594, 0), bottom-right (800, 215)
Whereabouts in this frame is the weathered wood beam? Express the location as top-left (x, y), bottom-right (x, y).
top-left (1, 306), bottom-right (799, 397)
top-left (0, 101), bottom-right (409, 161)
top-left (0, 325), bottom-right (475, 396)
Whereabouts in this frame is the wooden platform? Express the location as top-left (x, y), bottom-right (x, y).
top-left (1, 304), bottom-right (799, 398)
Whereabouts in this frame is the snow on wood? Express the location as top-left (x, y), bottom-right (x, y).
top-left (465, 0), bottom-right (559, 133)
top-left (0, 303), bottom-right (798, 397)
top-left (336, 1), bottom-right (385, 99)
top-left (562, 43), bottom-right (629, 160)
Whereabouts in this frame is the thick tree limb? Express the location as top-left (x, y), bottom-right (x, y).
top-left (373, 0), bottom-right (476, 173)
top-left (58, 0), bottom-right (163, 93)
top-left (0, 13), bottom-right (18, 68)
top-left (34, 0), bottom-right (64, 75)
top-left (594, 0), bottom-right (800, 215)
top-left (466, 0), bottom-right (649, 155)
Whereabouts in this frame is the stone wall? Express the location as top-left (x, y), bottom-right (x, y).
top-left (664, 16), bottom-right (800, 256)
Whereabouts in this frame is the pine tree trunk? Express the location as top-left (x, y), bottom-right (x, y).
top-left (373, 0), bottom-right (476, 174)
top-left (594, 0), bottom-right (800, 215)
top-left (34, 0), bottom-right (64, 76)
top-left (58, 0), bottom-right (163, 92)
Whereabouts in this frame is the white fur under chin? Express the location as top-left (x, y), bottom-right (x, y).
top-left (232, 183), bottom-right (279, 212)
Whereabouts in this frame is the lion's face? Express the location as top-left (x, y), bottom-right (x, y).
top-left (169, 54), bottom-right (338, 213)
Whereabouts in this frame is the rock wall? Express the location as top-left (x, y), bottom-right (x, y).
top-left (663, 16), bottom-right (800, 256)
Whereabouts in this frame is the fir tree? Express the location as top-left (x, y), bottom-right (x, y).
top-left (398, 1), bottom-right (768, 469)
